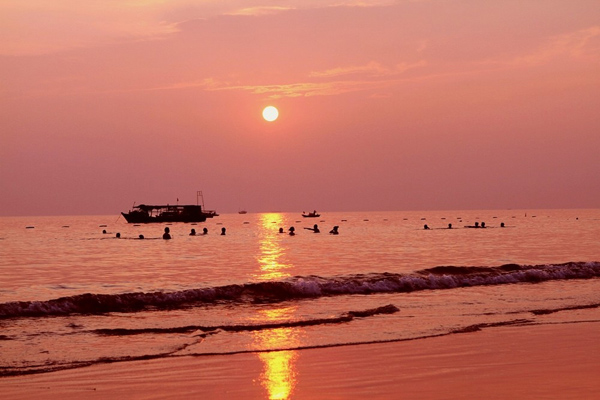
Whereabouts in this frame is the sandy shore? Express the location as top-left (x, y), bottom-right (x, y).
top-left (2, 321), bottom-right (599, 399)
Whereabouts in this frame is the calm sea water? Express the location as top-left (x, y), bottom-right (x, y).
top-left (1, 209), bottom-right (599, 384)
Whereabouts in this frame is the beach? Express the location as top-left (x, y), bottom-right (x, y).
top-left (2, 320), bottom-right (599, 399)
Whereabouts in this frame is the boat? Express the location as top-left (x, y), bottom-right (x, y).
top-left (121, 191), bottom-right (218, 223)
top-left (302, 210), bottom-right (320, 218)
top-left (238, 210), bottom-right (248, 214)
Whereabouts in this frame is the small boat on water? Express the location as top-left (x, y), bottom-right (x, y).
top-left (121, 191), bottom-right (218, 223)
top-left (302, 210), bottom-right (320, 218)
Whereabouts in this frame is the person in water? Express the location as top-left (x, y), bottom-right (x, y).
top-left (306, 224), bottom-right (320, 233)
top-left (481, 222), bottom-right (486, 228)
top-left (139, 234), bottom-right (144, 239)
top-left (289, 226), bottom-right (295, 236)
top-left (448, 223), bottom-right (453, 229)
top-left (115, 232), bottom-right (121, 238)
top-left (163, 227), bottom-right (171, 240)
top-left (424, 224), bottom-right (430, 230)
top-left (203, 227), bottom-right (208, 235)
top-left (189, 228), bottom-right (196, 236)
top-left (500, 222), bottom-right (505, 228)
top-left (329, 226), bottom-right (339, 235)
top-left (279, 227), bottom-right (284, 233)
top-left (221, 227), bottom-right (226, 235)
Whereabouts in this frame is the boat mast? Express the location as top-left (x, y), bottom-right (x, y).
top-left (197, 191), bottom-right (205, 208)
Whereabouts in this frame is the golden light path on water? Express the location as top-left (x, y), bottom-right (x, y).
top-left (252, 213), bottom-right (300, 399)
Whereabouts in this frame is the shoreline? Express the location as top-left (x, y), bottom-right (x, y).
top-left (2, 320), bottom-right (599, 399)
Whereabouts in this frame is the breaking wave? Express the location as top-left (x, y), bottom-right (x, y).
top-left (1, 261), bottom-right (598, 319)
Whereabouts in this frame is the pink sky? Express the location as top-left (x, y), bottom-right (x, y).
top-left (1, 0), bottom-right (599, 216)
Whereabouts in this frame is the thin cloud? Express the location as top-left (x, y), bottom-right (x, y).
top-left (310, 60), bottom-right (427, 78)
top-left (511, 26), bottom-right (600, 66)
top-left (226, 6), bottom-right (294, 16)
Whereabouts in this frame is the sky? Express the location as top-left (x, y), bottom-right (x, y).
top-left (1, 0), bottom-right (599, 216)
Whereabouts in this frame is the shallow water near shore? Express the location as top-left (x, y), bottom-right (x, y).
top-left (1, 209), bottom-right (599, 381)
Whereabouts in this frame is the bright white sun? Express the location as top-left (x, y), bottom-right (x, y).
top-left (262, 106), bottom-right (279, 122)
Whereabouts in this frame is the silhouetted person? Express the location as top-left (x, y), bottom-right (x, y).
top-left (448, 223), bottom-right (452, 229)
top-left (221, 227), bottom-right (226, 235)
top-left (116, 232), bottom-right (121, 238)
top-left (424, 224), bottom-right (430, 230)
top-left (190, 228), bottom-right (196, 236)
top-left (289, 226), bottom-right (295, 236)
top-left (474, 222), bottom-right (480, 228)
top-left (306, 224), bottom-right (320, 233)
top-left (500, 222), bottom-right (505, 227)
top-left (279, 227), bottom-right (284, 233)
top-left (481, 222), bottom-right (486, 228)
top-left (203, 227), bottom-right (208, 235)
top-left (139, 234), bottom-right (144, 239)
top-left (163, 227), bottom-right (171, 240)
top-left (102, 229), bottom-right (107, 234)
top-left (329, 226), bottom-right (339, 235)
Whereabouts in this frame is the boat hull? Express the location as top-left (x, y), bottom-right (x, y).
top-left (121, 212), bottom-right (210, 223)
top-left (121, 204), bottom-right (218, 224)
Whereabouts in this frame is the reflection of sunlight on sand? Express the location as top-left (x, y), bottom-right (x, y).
top-left (254, 314), bottom-right (299, 400)
top-left (253, 217), bottom-right (300, 399)
top-left (254, 213), bottom-right (292, 281)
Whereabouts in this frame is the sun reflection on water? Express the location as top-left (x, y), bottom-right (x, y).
top-left (254, 213), bottom-right (293, 281)
top-left (254, 308), bottom-right (299, 400)
top-left (253, 214), bottom-right (300, 400)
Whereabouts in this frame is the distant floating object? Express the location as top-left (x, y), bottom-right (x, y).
top-left (441, 217), bottom-right (446, 220)
top-left (26, 226), bottom-right (35, 229)
top-left (99, 225), bottom-right (107, 227)
top-left (341, 219), bottom-right (348, 222)
top-left (243, 222), bottom-right (250, 224)
top-left (302, 211), bottom-right (320, 218)
top-left (238, 210), bottom-right (248, 214)
top-left (363, 219), bottom-right (369, 221)
top-left (62, 226), bottom-right (69, 228)
top-left (403, 218), bottom-right (408, 220)
top-left (421, 218), bottom-right (426, 220)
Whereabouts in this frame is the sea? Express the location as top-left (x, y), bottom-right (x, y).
top-left (1, 209), bottom-right (599, 380)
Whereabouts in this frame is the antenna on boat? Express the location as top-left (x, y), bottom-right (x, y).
top-left (197, 191), bottom-right (205, 208)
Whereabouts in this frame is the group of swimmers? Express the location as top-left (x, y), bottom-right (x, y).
top-left (284, 224), bottom-right (339, 235)
top-left (104, 224), bottom-right (340, 240)
top-left (423, 222), bottom-right (505, 230)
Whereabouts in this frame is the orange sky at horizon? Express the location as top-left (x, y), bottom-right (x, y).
top-left (1, 0), bottom-right (599, 216)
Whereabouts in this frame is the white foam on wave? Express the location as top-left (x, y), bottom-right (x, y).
top-left (1, 262), bottom-right (598, 319)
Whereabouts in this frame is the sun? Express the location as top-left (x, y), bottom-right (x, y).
top-left (262, 106), bottom-right (279, 122)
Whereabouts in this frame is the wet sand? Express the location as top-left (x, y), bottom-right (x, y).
top-left (2, 321), bottom-right (599, 399)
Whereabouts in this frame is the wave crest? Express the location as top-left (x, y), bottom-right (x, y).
top-left (1, 261), bottom-right (598, 319)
